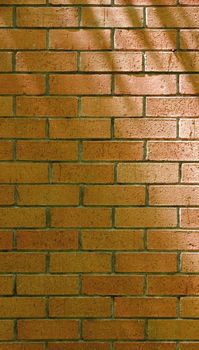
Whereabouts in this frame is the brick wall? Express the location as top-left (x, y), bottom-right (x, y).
top-left (0, 0), bottom-right (199, 349)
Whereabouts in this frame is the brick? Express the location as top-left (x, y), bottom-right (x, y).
top-left (180, 0), bottom-right (199, 2)
top-left (81, 7), bottom-right (143, 27)
top-left (80, 52), bottom-right (142, 72)
top-left (181, 253), bottom-right (199, 272)
top-left (0, 186), bottom-right (14, 205)
top-left (180, 75), bottom-right (199, 95)
top-left (116, 207), bottom-right (177, 228)
top-left (148, 320), bottom-right (199, 340)
top-left (0, 344), bottom-right (45, 350)
top-left (52, 163), bottom-right (114, 183)
top-left (0, 30), bottom-right (46, 49)
top-left (83, 141), bottom-right (144, 161)
top-left (180, 297), bottom-right (199, 318)
top-left (115, 75), bottom-right (176, 95)
top-left (115, 118), bottom-right (176, 139)
top-left (148, 276), bottom-right (199, 295)
top-left (49, 119), bottom-right (111, 139)
top-left (147, 97), bottom-right (199, 117)
top-left (51, 208), bottom-right (112, 228)
top-left (51, 0), bottom-right (110, 2)
top-left (83, 320), bottom-right (144, 340)
top-left (0, 298), bottom-right (45, 318)
top-left (182, 163), bottom-right (199, 183)
top-left (116, 253), bottom-right (177, 272)
top-left (16, 52), bottom-right (77, 72)
top-left (81, 97), bottom-right (142, 117)
top-left (180, 344), bottom-right (199, 350)
top-left (179, 119), bottom-right (199, 139)
top-left (49, 297), bottom-right (111, 317)
top-left (16, 97), bottom-right (77, 117)
top-left (48, 343), bottom-right (111, 350)
top-left (117, 163), bottom-right (179, 183)
top-left (147, 230), bottom-right (199, 251)
top-left (115, 343), bottom-right (176, 350)
top-left (16, 230), bottom-right (78, 250)
top-left (115, 297), bottom-right (177, 317)
top-left (0, 97), bottom-right (12, 117)
top-left (0, 231), bottom-right (13, 250)
top-left (50, 29), bottom-right (111, 50)
top-left (17, 275), bottom-right (79, 295)
top-left (18, 320), bottom-right (79, 340)
top-left (0, 163), bottom-right (48, 183)
top-left (50, 74), bottom-right (111, 95)
top-left (180, 208), bottom-right (199, 228)
top-left (0, 321), bottom-right (14, 340)
top-left (147, 8), bottom-right (199, 28)
top-left (17, 141), bottom-right (77, 161)
top-left (115, 29), bottom-right (176, 50)
top-left (50, 252), bottom-right (111, 272)
top-left (149, 185), bottom-right (199, 205)
top-left (146, 52), bottom-right (199, 72)
top-left (148, 141), bottom-right (199, 161)
top-left (0, 276), bottom-right (13, 295)
top-left (0, 253), bottom-right (45, 272)
top-left (0, 208), bottom-right (46, 228)
top-left (0, 119), bottom-right (46, 138)
top-left (0, 52), bottom-right (12, 72)
top-left (0, 0), bottom-right (46, 2)
top-left (82, 230), bottom-right (144, 250)
top-left (0, 75), bottom-right (45, 95)
top-left (0, 8), bottom-right (12, 27)
top-left (180, 30), bottom-right (199, 49)
top-left (0, 141), bottom-right (13, 160)
top-left (82, 275), bottom-right (144, 295)
top-left (17, 7), bottom-right (78, 27)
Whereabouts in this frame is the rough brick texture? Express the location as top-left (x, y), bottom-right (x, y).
top-left (0, 0), bottom-right (198, 348)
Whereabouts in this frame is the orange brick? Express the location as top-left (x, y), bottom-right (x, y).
top-left (80, 52), bottom-right (142, 72)
top-left (50, 74), bottom-right (111, 95)
top-left (16, 141), bottom-right (77, 161)
top-left (81, 7), bottom-right (143, 27)
top-left (180, 297), bottom-right (199, 318)
top-left (0, 0), bottom-right (45, 2)
top-left (83, 320), bottom-right (144, 340)
top-left (0, 74), bottom-right (45, 95)
top-left (0, 208), bottom-right (46, 228)
top-left (115, 297), bottom-right (177, 317)
top-left (148, 320), bottom-right (199, 340)
top-left (179, 119), bottom-right (199, 139)
top-left (116, 207), bottom-right (177, 228)
top-left (0, 29), bottom-right (46, 49)
top-left (16, 97), bottom-right (77, 117)
top-left (0, 97), bottom-right (12, 117)
top-left (50, 252), bottom-right (111, 273)
top-left (180, 75), bottom-right (199, 94)
top-left (181, 253), bottom-right (199, 272)
top-left (51, 0), bottom-right (110, 2)
top-left (116, 253), bottom-right (177, 272)
top-left (83, 141), bottom-right (144, 161)
top-left (180, 344), bottom-right (199, 350)
top-left (0, 119), bottom-right (46, 138)
top-left (115, 29), bottom-right (176, 50)
top-left (48, 343), bottom-right (110, 350)
top-left (115, 343), bottom-right (176, 350)
top-left (146, 52), bottom-right (199, 72)
top-left (0, 163), bottom-right (48, 183)
top-left (82, 275), bottom-right (144, 295)
top-left (0, 253), bottom-right (45, 272)
top-left (149, 185), bottom-right (199, 205)
top-left (17, 7), bottom-right (78, 27)
top-left (84, 185), bottom-right (145, 205)
top-left (147, 97), bottom-right (199, 117)
top-left (0, 297), bottom-right (45, 318)
top-left (0, 52), bottom-right (12, 71)
top-left (180, 30), bottom-right (199, 50)
top-left (0, 231), bottom-right (13, 250)
top-left (16, 230), bottom-right (78, 250)
top-left (81, 97), bottom-right (142, 117)
top-left (0, 8), bottom-right (13, 27)
top-left (0, 321), bottom-right (14, 340)
top-left (147, 230), bottom-right (199, 251)
top-left (49, 297), bottom-right (111, 317)
top-left (82, 230), bottom-right (144, 250)
top-left (16, 52), bottom-right (77, 72)
top-left (147, 7), bottom-right (199, 28)
top-left (17, 275), bottom-right (79, 295)
top-left (0, 276), bottom-right (13, 295)
top-left (148, 276), bottom-right (199, 295)
top-left (18, 320), bottom-right (79, 340)
top-left (49, 119), bottom-right (111, 139)
top-left (117, 163), bottom-right (179, 183)
top-left (148, 141), bottom-right (199, 161)
top-left (182, 163), bottom-right (199, 183)
top-left (0, 141), bottom-right (13, 160)
top-left (0, 186), bottom-right (14, 205)
top-left (50, 29), bottom-right (111, 50)
top-left (115, 75), bottom-right (176, 95)
top-left (116, 0), bottom-right (176, 2)
top-left (180, 208), bottom-right (199, 228)
top-left (52, 163), bottom-right (114, 183)
top-left (115, 118), bottom-right (176, 139)
top-left (0, 344), bottom-right (45, 350)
